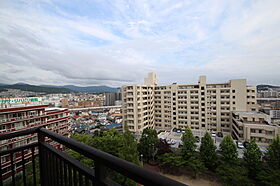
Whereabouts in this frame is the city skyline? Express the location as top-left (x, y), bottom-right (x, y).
top-left (0, 0), bottom-right (280, 87)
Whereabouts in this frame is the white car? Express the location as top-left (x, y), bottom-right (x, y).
top-left (236, 141), bottom-right (245, 149)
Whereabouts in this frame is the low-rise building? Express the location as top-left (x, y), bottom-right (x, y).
top-left (231, 111), bottom-right (279, 145)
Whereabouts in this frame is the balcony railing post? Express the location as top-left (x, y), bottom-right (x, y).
top-left (95, 161), bottom-right (106, 186)
top-left (38, 129), bottom-right (46, 186)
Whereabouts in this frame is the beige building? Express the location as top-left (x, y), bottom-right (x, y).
top-left (122, 73), bottom-right (258, 136)
top-left (232, 111), bottom-right (280, 145)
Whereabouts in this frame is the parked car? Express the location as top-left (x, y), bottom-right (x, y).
top-left (243, 141), bottom-right (250, 148)
top-left (195, 136), bottom-right (200, 143)
top-left (236, 141), bottom-right (245, 149)
top-left (217, 132), bottom-right (223, 138)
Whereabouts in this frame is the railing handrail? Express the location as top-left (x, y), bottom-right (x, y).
top-left (0, 142), bottom-right (38, 156)
top-left (0, 127), bottom-right (186, 186)
top-left (38, 127), bottom-right (185, 186)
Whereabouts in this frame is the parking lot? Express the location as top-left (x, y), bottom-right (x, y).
top-left (159, 128), bottom-right (268, 158)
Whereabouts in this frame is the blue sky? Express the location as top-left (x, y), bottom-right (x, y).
top-left (0, 0), bottom-right (280, 86)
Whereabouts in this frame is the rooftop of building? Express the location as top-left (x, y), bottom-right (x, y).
top-left (45, 107), bottom-right (68, 112)
top-left (233, 111), bottom-right (266, 115)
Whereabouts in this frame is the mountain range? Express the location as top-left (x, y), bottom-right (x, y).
top-left (0, 83), bottom-right (118, 93)
top-left (41, 85), bottom-right (118, 93)
top-left (1, 83), bottom-right (278, 94)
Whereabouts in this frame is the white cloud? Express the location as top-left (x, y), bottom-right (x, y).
top-left (0, 0), bottom-right (280, 86)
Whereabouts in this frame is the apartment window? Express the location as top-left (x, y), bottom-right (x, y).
top-left (267, 131), bottom-right (273, 135)
top-left (232, 90), bottom-right (235, 93)
top-left (233, 101), bottom-right (235, 104)
top-left (0, 125), bottom-right (5, 130)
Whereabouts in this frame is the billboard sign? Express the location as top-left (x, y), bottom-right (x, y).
top-left (0, 97), bottom-right (42, 104)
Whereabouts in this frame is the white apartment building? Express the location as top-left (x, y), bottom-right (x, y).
top-left (122, 73), bottom-right (258, 136)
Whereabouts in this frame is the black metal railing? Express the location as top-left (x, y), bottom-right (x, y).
top-left (0, 127), bottom-right (186, 186)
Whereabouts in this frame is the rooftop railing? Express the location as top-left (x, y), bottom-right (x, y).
top-left (0, 127), bottom-right (186, 186)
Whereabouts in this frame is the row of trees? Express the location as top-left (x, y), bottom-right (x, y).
top-left (70, 126), bottom-right (280, 186)
top-left (156, 128), bottom-right (280, 186)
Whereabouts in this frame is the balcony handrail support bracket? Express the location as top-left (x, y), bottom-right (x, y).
top-left (38, 128), bottom-right (46, 186)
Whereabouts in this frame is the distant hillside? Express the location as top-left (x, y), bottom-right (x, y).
top-left (0, 87), bottom-right (7, 92)
top-left (43, 85), bottom-right (118, 93)
top-left (257, 84), bottom-right (280, 91)
top-left (0, 84), bottom-right (74, 94)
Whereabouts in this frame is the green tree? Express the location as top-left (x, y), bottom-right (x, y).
top-left (185, 156), bottom-right (206, 178)
top-left (158, 152), bottom-right (205, 178)
top-left (265, 135), bottom-right (280, 169)
top-left (71, 133), bottom-right (92, 144)
top-left (199, 132), bottom-right (217, 170)
top-left (114, 125), bottom-right (140, 186)
top-left (70, 129), bottom-right (140, 186)
top-left (243, 139), bottom-right (262, 178)
top-left (217, 162), bottom-right (251, 186)
top-left (159, 152), bottom-right (186, 168)
top-left (181, 127), bottom-right (196, 160)
top-left (118, 125), bottom-right (140, 165)
top-left (137, 128), bottom-right (159, 162)
top-left (69, 134), bottom-right (95, 167)
top-left (257, 135), bottom-right (280, 186)
top-left (219, 135), bottom-right (238, 162)
top-left (257, 168), bottom-right (280, 186)
top-left (90, 129), bottom-right (123, 157)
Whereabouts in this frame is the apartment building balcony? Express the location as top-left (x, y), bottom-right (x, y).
top-left (126, 94), bottom-right (134, 98)
top-left (126, 100), bottom-right (134, 104)
top-left (250, 131), bottom-right (275, 139)
top-left (0, 114), bottom-right (48, 125)
top-left (126, 110), bottom-right (134, 114)
top-left (190, 103), bottom-right (199, 106)
top-left (125, 89), bottom-right (134, 93)
top-left (220, 98), bottom-right (230, 101)
top-left (0, 127), bottom-right (185, 186)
